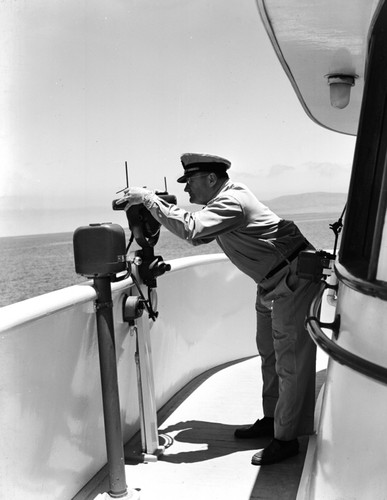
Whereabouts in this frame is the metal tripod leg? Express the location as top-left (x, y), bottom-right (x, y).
top-left (134, 295), bottom-right (164, 461)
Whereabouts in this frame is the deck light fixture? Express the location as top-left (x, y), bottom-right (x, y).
top-left (326, 74), bottom-right (357, 109)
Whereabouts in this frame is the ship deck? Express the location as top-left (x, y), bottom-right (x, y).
top-left (84, 353), bottom-right (327, 500)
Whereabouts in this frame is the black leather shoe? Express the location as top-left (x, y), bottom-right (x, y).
top-left (234, 417), bottom-right (274, 438)
top-left (251, 438), bottom-right (299, 466)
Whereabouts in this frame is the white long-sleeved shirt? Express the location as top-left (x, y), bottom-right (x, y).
top-left (143, 180), bottom-right (307, 283)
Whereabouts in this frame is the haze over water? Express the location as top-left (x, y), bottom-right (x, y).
top-left (0, 211), bottom-right (340, 307)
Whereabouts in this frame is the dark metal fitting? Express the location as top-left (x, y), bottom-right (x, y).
top-left (94, 300), bottom-right (113, 311)
top-left (123, 295), bottom-right (145, 322)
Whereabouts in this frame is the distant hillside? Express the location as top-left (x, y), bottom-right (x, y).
top-left (182, 192), bottom-right (347, 215)
top-left (1, 192), bottom-right (348, 237)
top-left (263, 192), bottom-right (347, 215)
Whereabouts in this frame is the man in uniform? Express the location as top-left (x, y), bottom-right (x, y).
top-left (118, 153), bottom-right (319, 466)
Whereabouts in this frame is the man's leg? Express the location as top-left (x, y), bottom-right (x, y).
top-left (255, 290), bottom-right (278, 418)
top-left (234, 287), bottom-right (277, 438)
top-left (271, 278), bottom-right (317, 440)
top-left (251, 270), bottom-right (319, 465)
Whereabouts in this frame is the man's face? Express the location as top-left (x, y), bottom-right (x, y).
top-left (184, 173), bottom-right (212, 205)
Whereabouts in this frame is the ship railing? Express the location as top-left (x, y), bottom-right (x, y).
top-left (0, 253), bottom-right (257, 500)
top-left (305, 280), bottom-right (387, 385)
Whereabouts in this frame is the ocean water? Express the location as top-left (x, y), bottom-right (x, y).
top-left (0, 212), bottom-right (340, 307)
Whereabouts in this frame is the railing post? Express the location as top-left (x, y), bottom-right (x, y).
top-left (73, 223), bottom-right (140, 499)
top-left (94, 276), bottom-right (128, 498)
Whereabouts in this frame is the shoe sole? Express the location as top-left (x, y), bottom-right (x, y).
top-left (251, 449), bottom-right (299, 466)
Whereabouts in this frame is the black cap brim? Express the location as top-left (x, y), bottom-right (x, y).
top-left (177, 174), bottom-right (189, 183)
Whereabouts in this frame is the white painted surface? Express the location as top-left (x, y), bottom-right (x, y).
top-left (0, 254), bottom-right (257, 499)
top-left (377, 206), bottom-right (387, 281)
top-left (121, 357), bottom-right (264, 500)
top-left (298, 283), bottom-right (387, 500)
top-left (257, 0), bottom-right (382, 134)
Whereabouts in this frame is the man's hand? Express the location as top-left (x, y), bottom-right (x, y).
top-left (116, 187), bottom-right (153, 208)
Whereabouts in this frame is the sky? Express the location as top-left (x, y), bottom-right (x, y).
top-left (0, 0), bottom-right (356, 237)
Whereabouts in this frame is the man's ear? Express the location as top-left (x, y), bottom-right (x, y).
top-left (208, 173), bottom-right (217, 185)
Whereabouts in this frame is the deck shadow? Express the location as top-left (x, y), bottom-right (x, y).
top-left (126, 362), bottom-right (326, 468)
top-left (158, 419), bottom-right (272, 463)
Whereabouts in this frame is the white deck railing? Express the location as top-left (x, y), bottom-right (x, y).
top-left (0, 254), bottom-right (257, 500)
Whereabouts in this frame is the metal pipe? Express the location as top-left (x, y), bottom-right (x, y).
top-left (94, 276), bottom-right (128, 499)
top-left (306, 281), bottom-right (387, 385)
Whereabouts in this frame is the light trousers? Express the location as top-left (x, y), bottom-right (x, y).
top-left (256, 260), bottom-right (319, 441)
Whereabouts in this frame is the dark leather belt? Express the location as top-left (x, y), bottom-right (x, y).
top-left (264, 240), bottom-right (309, 280)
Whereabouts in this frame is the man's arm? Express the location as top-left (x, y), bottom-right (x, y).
top-left (118, 187), bottom-right (244, 244)
top-left (144, 191), bottom-right (245, 242)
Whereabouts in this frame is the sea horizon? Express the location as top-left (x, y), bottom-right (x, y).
top-left (0, 191), bottom-right (347, 238)
top-left (0, 209), bottom-right (342, 308)
top-left (0, 209), bottom-right (341, 240)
